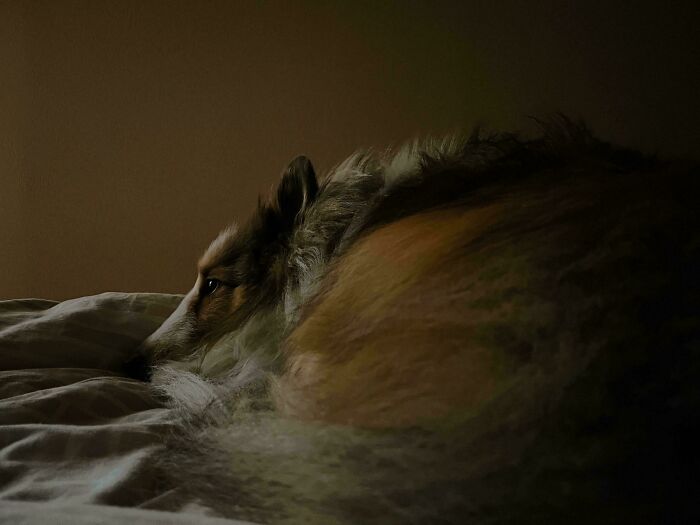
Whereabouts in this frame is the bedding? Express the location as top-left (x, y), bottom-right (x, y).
top-left (0, 292), bottom-right (251, 524)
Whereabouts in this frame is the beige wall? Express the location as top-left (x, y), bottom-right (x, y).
top-left (2, 0), bottom-right (698, 300)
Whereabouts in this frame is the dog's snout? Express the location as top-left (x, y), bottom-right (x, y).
top-left (123, 341), bottom-right (154, 381)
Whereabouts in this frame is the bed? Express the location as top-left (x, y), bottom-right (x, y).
top-left (0, 292), bottom-right (251, 524)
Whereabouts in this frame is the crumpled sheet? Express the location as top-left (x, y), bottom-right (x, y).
top-left (0, 293), bottom-right (251, 525)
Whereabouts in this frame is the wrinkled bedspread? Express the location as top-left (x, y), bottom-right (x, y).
top-left (0, 293), bottom-right (250, 524)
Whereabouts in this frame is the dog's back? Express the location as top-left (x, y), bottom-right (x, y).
top-left (146, 121), bottom-right (700, 523)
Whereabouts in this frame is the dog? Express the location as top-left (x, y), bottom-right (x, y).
top-left (138, 117), bottom-right (699, 523)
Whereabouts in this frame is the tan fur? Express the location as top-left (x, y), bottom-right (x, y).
top-left (198, 225), bottom-right (238, 275)
top-left (274, 203), bottom-right (511, 427)
top-left (190, 229), bottom-right (251, 330)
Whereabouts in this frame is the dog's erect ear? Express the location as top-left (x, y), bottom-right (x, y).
top-left (276, 155), bottom-right (318, 225)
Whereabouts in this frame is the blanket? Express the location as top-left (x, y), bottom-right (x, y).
top-left (0, 292), bottom-right (251, 524)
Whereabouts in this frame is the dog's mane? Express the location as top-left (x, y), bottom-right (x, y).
top-left (285, 115), bottom-right (649, 322)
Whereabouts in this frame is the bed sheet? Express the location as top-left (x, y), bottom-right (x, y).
top-left (0, 293), bottom-right (250, 525)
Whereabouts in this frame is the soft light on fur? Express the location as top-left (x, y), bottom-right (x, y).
top-left (140, 117), bottom-right (700, 524)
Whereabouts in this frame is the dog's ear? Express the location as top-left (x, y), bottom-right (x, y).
top-left (275, 155), bottom-right (318, 226)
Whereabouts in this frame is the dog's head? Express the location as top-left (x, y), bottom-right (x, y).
top-left (138, 156), bottom-right (318, 366)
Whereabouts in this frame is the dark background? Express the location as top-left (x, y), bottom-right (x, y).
top-left (2, 1), bottom-right (698, 300)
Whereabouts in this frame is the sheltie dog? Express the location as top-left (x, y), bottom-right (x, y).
top-left (137, 117), bottom-right (699, 524)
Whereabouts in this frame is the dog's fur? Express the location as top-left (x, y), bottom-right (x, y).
top-left (140, 117), bottom-right (700, 523)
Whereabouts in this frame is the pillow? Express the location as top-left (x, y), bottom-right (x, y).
top-left (0, 292), bottom-right (182, 372)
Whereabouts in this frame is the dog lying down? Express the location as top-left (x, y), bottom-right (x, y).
top-left (134, 118), bottom-right (699, 524)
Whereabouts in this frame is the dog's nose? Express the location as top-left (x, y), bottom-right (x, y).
top-left (123, 346), bottom-right (153, 381)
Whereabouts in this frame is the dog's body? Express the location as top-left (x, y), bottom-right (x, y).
top-left (141, 120), bottom-right (699, 523)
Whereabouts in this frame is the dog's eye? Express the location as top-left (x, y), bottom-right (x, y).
top-left (202, 278), bottom-right (220, 296)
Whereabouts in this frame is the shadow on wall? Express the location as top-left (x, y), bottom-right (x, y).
top-left (1, 0), bottom-right (698, 299)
